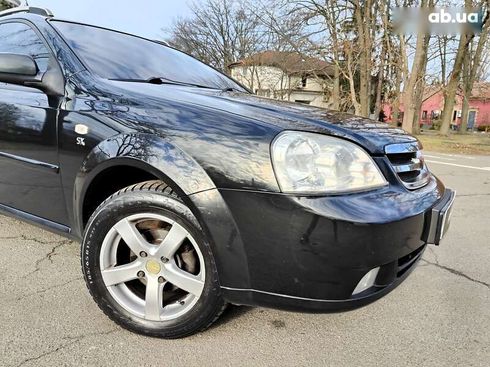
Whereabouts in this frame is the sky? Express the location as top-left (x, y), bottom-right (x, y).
top-left (28, 0), bottom-right (193, 39)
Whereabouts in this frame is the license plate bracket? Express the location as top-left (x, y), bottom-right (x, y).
top-left (423, 189), bottom-right (456, 245)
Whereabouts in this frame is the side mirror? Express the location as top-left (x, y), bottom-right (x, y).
top-left (0, 53), bottom-right (64, 96)
top-left (0, 53), bottom-right (38, 80)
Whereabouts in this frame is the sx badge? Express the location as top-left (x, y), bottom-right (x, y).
top-left (75, 124), bottom-right (89, 146)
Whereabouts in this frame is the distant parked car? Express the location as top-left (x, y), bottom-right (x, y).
top-left (0, 7), bottom-right (455, 338)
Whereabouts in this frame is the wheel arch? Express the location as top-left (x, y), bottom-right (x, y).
top-left (74, 133), bottom-right (216, 235)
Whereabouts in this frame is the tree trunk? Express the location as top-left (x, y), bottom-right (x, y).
top-left (438, 35), bottom-right (448, 85)
top-left (402, 31), bottom-right (429, 132)
top-left (460, 52), bottom-right (471, 132)
top-left (411, 80), bottom-right (425, 135)
top-left (411, 34), bottom-right (430, 134)
top-left (331, 65), bottom-right (340, 110)
top-left (353, 0), bottom-right (372, 117)
top-left (439, 34), bottom-right (470, 135)
top-left (438, 0), bottom-right (488, 135)
top-left (391, 33), bottom-right (407, 126)
top-left (459, 17), bottom-right (489, 133)
top-left (345, 43), bottom-right (362, 115)
top-left (317, 0), bottom-right (341, 111)
top-left (460, 93), bottom-right (470, 132)
top-left (392, 64), bottom-right (402, 125)
top-left (374, 40), bottom-right (386, 119)
top-left (401, 0), bottom-right (427, 133)
top-left (374, 1), bottom-right (389, 119)
top-left (373, 61), bottom-right (385, 120)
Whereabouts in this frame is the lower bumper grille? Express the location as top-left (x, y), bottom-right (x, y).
top-left (373, 244), bottom-right (426, 288)
top-left (397, 244), bottom-right (425, 277)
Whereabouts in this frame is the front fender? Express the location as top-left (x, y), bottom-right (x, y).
top-left (74, 132), bottom-right (216, 228)
top-left (74, 132), bottom-right (252, 290)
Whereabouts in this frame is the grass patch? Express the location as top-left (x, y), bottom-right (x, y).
top-left (417, 132), bottom-right (490, 155)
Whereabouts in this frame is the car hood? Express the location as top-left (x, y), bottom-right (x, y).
top-left (106, 81), bottom-right (417, 154)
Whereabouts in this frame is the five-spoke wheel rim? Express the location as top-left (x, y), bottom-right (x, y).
top-left (99, 213), bottom-right (205, 321)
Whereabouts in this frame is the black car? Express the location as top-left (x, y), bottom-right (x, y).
top-left (0, 7), bottom-right (455, 339)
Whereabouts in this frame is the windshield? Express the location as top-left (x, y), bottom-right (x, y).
top-left (52, 21), bottom-right (245, 91)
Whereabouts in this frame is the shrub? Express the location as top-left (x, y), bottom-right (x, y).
top-left (431, 120), bottom-right (441, 130)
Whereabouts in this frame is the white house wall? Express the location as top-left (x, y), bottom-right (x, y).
top-left (230, 65), bottom-right (329, 108)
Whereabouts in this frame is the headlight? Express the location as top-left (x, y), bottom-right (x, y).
top-left (271, 131), bottom-right (387, 194)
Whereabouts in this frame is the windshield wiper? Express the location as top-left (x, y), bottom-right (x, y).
top-left (109, 76), bottom-right (215, 90)
top-left (111, 76), bottom-right (243, 93)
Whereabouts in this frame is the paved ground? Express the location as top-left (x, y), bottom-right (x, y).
top-left (0, 152), bottom-right (489, 367)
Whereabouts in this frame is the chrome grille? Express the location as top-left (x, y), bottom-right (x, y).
top-left (385, 142), bottom-right (430, 190)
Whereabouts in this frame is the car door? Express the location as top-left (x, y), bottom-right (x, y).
top-left (0, 21), bottom-right (68, 226)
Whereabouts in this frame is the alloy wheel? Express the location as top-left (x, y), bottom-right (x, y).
top-left (99, 213), bottom-right (205, 321)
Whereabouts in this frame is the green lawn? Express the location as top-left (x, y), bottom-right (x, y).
top-left (417, 132), bottom-right (490, 155)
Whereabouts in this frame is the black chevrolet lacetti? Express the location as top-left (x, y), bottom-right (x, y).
top-left (0, 7), bottom-right (455, 338)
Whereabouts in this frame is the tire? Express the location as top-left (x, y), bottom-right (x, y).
top-left (82, 180), bottom-right (226, 338)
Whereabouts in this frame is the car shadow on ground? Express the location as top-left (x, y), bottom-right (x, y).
top-left (210, 305), bottom-right (254, 329)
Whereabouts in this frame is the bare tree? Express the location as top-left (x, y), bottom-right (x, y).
top-left (440, 0), bottom-right (490, 135)
top-left (293, 0), bottom-right (344, 110)
top-left (166, 0), bottom-right (266, 74)
top-left (460, 15), bottom-right (489, 132)
top-left (411, 37), bottom-right (431, 134)
top-left (351, 0), bottom-right (375, 117)
top-left (436, 35), bottom-right (452, 86)
top-left (476, 39), bottom-right (490, 81)
top-left (253, 0), bottom-right (392, 116)
top-left (389, 21), bottom-right (410, 127)
top-left (373, 0), bottom-right (390, 119)
top-left (439, 35), bottom-right (470, 135)
top-left (401, 0), bottom-right (432, 134)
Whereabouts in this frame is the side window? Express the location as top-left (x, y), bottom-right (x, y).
top-left (0, 22), bottom-right (50, 73)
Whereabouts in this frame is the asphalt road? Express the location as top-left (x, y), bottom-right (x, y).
top-left (0, 152), bottom-right (489, 367)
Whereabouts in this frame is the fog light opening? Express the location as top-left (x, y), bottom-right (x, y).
top-left (352, 267), bottom-right (380, 296)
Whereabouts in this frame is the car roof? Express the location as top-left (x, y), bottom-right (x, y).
top-left (0, 7), bottom-right (171, 47)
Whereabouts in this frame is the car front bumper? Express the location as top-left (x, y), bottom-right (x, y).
top-left (190, 174), bottom-right (453, 312)
top-left (222, 243), bottom-right (426, 313)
